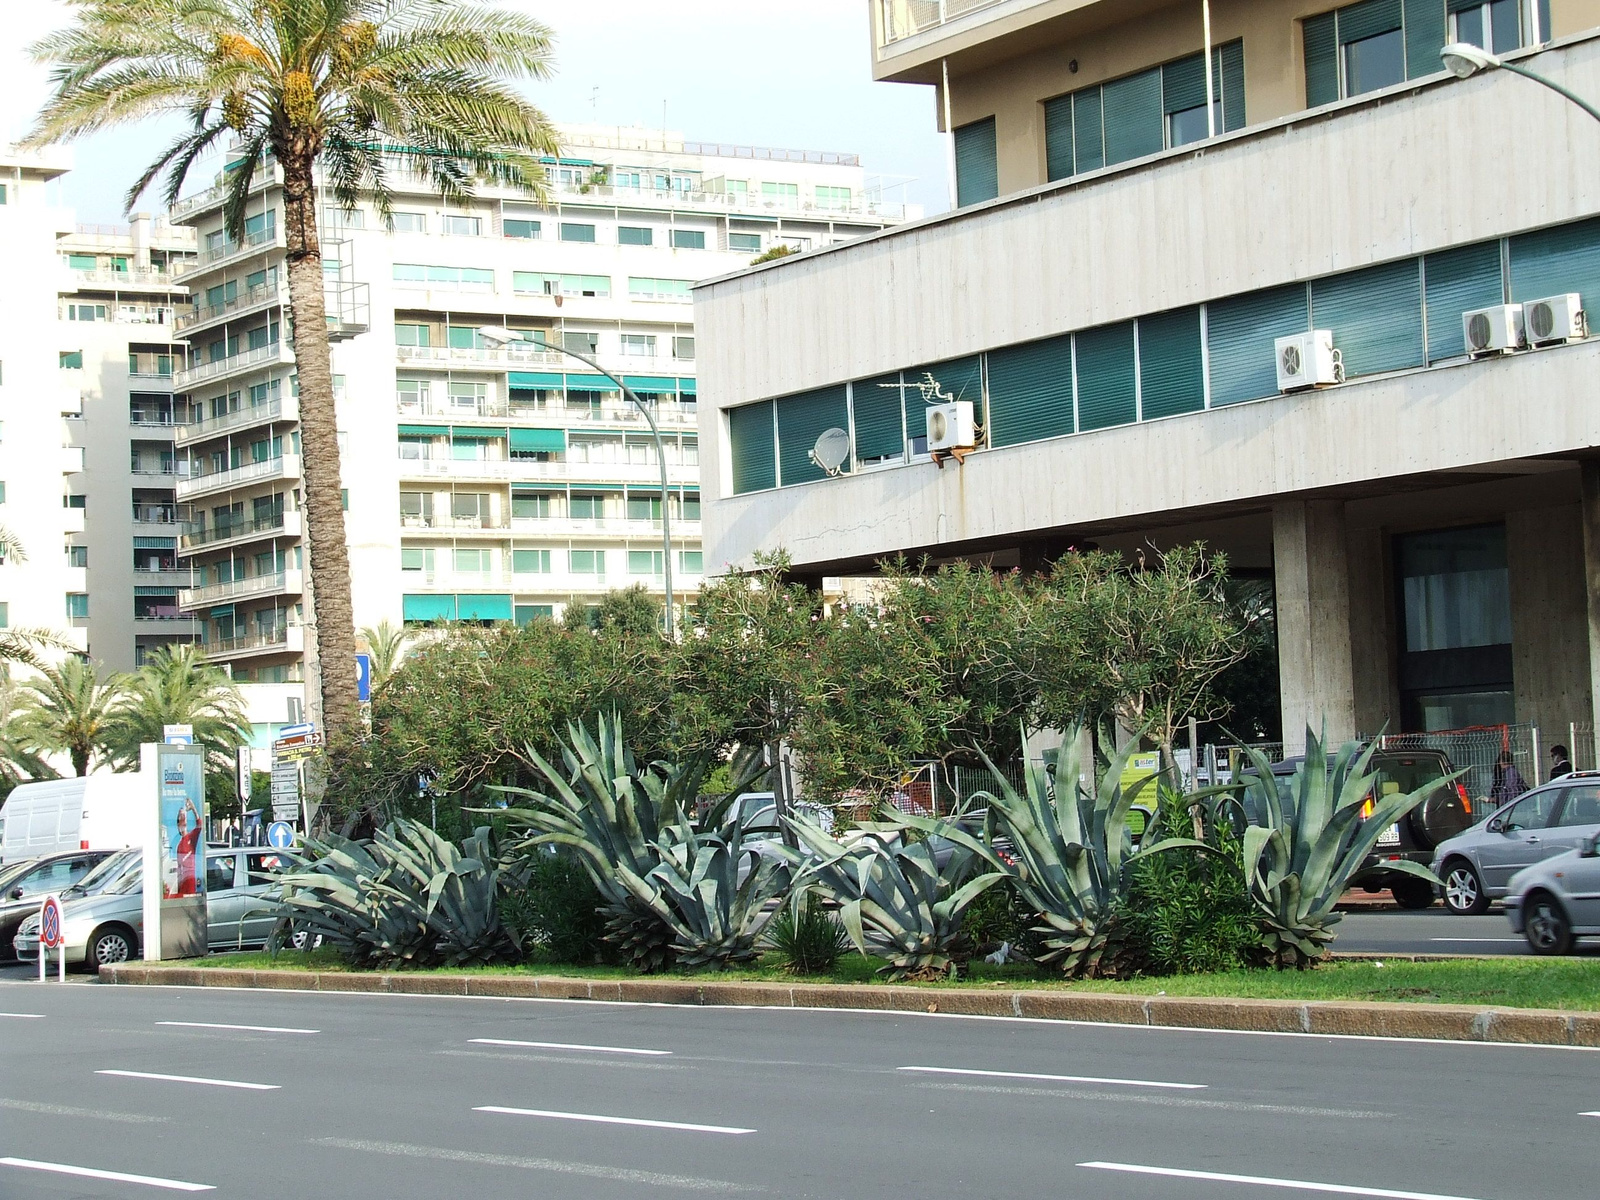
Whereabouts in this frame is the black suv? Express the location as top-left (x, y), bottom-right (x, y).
top-left (1254, 747), bottom-right (1473, 908)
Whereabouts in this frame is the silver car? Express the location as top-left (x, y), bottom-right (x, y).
top-left (1429, 775), bottom-right (1600, 915)
top-left (1503, 831), bottom-right (1600, 954)
top-left (13, 847), bottom-right (299, 971)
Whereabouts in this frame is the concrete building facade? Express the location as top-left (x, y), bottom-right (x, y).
top-left (700, 5), bottom-right (1600, 753)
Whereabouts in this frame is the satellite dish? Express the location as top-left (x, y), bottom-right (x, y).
top-left (809, 427), bottom-right (851, 476)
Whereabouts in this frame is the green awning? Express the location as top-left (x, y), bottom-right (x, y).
top-left (133, 586), bottom-right (180, 596)
top-left (510, 428), bottom-right (566, 452)
top-left (622, 375), bottom-right (678, 392)
top-left (451, 426), bottom-right (508, 441)
top-left (133, 536), bottom-right (178, 550)
top-left (509, 372), bottom-right (564, 389)
top-left (564, 373), bottom-right (615, 390)
top-left (455, 593), bottom-right (513, 621)
top-left (403, 594), bottom-right (456, 622)
top-left (677, 378), bottom-right (697, 394)
top-left (399, 424), bottom-right (449, 437)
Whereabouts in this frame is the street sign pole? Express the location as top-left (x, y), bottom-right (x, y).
top-left (39, 894), bottom-right (64, 983)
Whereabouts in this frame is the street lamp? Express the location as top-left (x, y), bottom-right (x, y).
top-left (476, 325), bottom-right (677, 636)
top-left (1441, 42), bottom-right (1600, 124)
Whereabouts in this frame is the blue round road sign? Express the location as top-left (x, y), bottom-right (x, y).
top-left (267, 821), bottom-right (295, 849)
top-left (40, 895), bottom-right (63, 949)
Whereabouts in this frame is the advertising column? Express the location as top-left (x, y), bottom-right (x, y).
top-left (140, 742), bottom-right (209, 960)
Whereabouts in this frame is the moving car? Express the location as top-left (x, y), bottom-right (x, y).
top-left (12, 846), bottom-right (300, 971)
top-left (1503, 829), bottom-right (1600, 954)
top-left (0, 849), bottom-right (118, 960)
top-left (1430, 774), bottom-right (1600, 916)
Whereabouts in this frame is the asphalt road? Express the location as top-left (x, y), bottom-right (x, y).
top-left (1329, 907), bottom-right (1593, 956)
top-left (2, 979), bottom-right (1597, 1199)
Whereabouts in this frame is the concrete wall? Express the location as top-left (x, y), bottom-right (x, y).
top-left (1509, 503), bottom-right (1596, 730)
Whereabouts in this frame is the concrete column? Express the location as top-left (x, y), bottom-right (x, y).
top-left (1508, 503), bottom-right (1591, 732)
top-left (1578, 462), bottom-right (1600, 733)
top-left (1273, 500), bottom-right (1357, 756)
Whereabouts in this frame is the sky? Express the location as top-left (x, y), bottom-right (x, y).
top-left (0, 0), bottom-right (949, 223)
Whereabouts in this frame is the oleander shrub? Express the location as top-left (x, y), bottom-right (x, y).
top-left (500, 850), bottom-right (607, 964)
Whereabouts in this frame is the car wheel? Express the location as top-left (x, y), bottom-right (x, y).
top-left (1441, 861), bottom-right (1489, 916)
top-left (88, 925), bottom-right (135, 973)
top-left (1524, 893), bottom-right (1574, 956)
top-left (1392, 878), bottom-right (1436, 910)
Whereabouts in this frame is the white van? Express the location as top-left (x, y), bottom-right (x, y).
top-left (0, 775), bottom-right (147, 865)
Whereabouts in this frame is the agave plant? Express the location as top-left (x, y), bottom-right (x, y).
top-left (780, 815), bottom-right (1004, 981)
top-left (496, 713), bottom-right (766, 971)
top-left (1236, 730), bottom-right (1453, 966)
top-left (906, 726), bottom-right (1205, 978)
top-left (768, 890), bottom-right (853, 975)
top-left (275, 821), bottom-right (515, 968)
top-left (615, 821), bottom-right (792, 968)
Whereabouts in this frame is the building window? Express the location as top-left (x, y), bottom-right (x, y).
top-left (671, 229), bottom-right (706, 250)
top-left (628, 550), bottom-right (664, 575)
top-left (673, 336), bottom-right (696, 360)
top-left (0, 602), bottom-right (7, 627)
top-left (59, 350), bottom-right (83, 369)
top-left (515, 604), bottom-right (553, 626)
top-left (953, 117), bottom-right (999, 207)
top-left (67, 252), bottom-right (99, 270)
top-left (513, 549), bottom-right (552, 574)
top-left (729, 232), bottom-right (762, 253)
top-left (503, 218), bottom-right (540, 239)
top-left (512, 491), bottom-right (551, 518)
top-left (563, 332), bottom-right (599, 356)
top-left (628, 277), bottom-right (692, 301)
top-left (66, 493), bottom-right (86, 509)
top-left (1452, 0), bottom-right (1528, 53)
top-left (620, 334), bottom-right (656, 358)
top-left (392, 263), bottom-right (495, 289)
top-left (399, 492), bottom-right (432, 521)
top-left (760, 181), bottom-right (800, 204)
top-left (513, 272), bottom-right (610, 298)
top-left (443, 214), bottom-right (482, 236)
top-left (626, 494), bottom-right (662, 521)
top-left (451, 492), bottom-right (488, 520)
top-left (1303, 0), bottom-right (1477, 106)
top-left (454, 548), bottom-right (491, 576)
top-left (67, 545), bottom-right (88, 567)
top-left (66, 594), bottom-right (89, 619)
top-left (394, 322), bottom-right (431, 347)
top-left (392, 211), bottom-right (426, 233)
top-left (560, 222), bottom-right (597, 243)
top-left (619, 225), bottom-right (653, 246)
top-left (679, 550), bottom-right (703, 574)
top-left (570, 549), bottom-right (606, 575)
top-left (815, 185), bottom-right (852, 209)
top-left (401, 547), bottom-right (435, 574)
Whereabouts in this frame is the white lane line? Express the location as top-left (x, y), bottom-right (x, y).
top-left (0, 1156), bottom-right (214, 1192)
top-left (97, 1069), bottom-right (280, 1091)
top-left (1428, 937), bottom-right (1524, 944)
top-left (899, 1065), bottom-right (1205, 1090)
top-left (0, 1097), bottom-right (168, 1124)
top-left (158, 1020), bottom-right (319, 1034)
top-left (0, 1012), bottom-right (45, 1019)
top-left (469, 1037), bottom-right (670, 1056)
top-left (1581, 1111), bottom-right (1600, 1117)
top-left (476, 1106), bottom-right (755, 1135)
top-left (1079, 1161), bottom-right (1493, 1199)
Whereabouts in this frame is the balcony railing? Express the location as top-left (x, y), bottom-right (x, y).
top-left (175, 279), bottom-right (285, 333)
top-left (395, 457), bottom-right (697, 486)
top-left (70, 267), bottom-right (181, 289)
top-left (181, 511), bottom-right (299, 550)
top-left (177, 396), bottom-right (296, 445)
top-left (180, 568), bottom-right (303, 608)
top-left (395, 398), bottom-right (698, 428)
top-left (203, 626), bottom-right (303, 657)
top-left (191, 223), bottom-right (282, 269)
top-left (174, 341), bottom-right (292, 390)
top-left (133, 566), bottom-right (197, 585)
top-left (878, 0), bottom-right (1010, 45)
top-left (175, 453), bottom-right (300, 500)
top-left (132, 505), bottom-right (185, 525)
top-left (130, 415), bottom-right (179, 429)
top-left (396, 344), bottom-right (568, 370)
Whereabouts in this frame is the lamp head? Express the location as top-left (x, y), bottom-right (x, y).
top-left (476, 324), bottom-right (524, 345)
top-left (1441, 42), bottom-right (1500, 78)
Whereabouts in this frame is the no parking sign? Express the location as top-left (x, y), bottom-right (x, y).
top-left (38, 894), bottom-right (64, 983)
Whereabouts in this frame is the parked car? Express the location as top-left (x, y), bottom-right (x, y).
top-left (0, 849), bottom-right (119, 960)
top-left (1254, 747), bottom-right (1473, 908)
top-left (0, 774), bottom-right (146, 864)
top-left (12, 847), bottom-right (301, 972)
top-left (1430, 774), bottom-right (1600, 916)
top-left (1502, 829), bottom-right (1600, 954)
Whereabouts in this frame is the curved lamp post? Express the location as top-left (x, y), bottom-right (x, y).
top-left (1441, 42), bottom-right (1600, 124)
top-left (477, 326), bottom-right (676, 635)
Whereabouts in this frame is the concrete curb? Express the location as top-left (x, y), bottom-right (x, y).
top-left (98, 964), bottom-right (1600, 1048)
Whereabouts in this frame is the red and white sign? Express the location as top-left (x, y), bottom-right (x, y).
top-left (39, 894), bottom-right (63, 950)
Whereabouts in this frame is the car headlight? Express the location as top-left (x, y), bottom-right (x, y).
top-left (17, 915), bottom-right (39, 936)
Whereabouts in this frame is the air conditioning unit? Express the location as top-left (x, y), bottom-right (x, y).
top-left (1274, 330), bottom-right (1342, 392)
top-left (1462, 304), bottom-right (1524, 356)
top-left (926, 400), bottom-right (976, 452)
top-left (1523, 293), bottom-right (1587, 345)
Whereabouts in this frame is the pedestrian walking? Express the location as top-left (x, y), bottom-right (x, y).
top-left (1490, 750), bottom-right (1528, 805)
top-left (1550, 744), bottom-right (1576, 779)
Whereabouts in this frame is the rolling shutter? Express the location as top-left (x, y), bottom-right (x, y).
top-left (1424, 241), bottom-right (1504, 361)
top-left (914, 355), bottom-right (983, 407)
top-left (1508, 217), bottom-right (1600, 310)
top-left (1207, 284), bottom-right (1310, 407)
top-left (1311, 259), bottom-right (1424, 378)
top-left (1304, 12), bottom-right (1339, 106)
top-left (1074, 322), bottom-right (1138, 432)
top-left (456, 594), bottom-right (512, 621)
top-left (1044, 95), bottom-right (1075, 181)
top-left (776, 385), bottom-right (849, 486)
top-left (1162, 54), bottom-right (1207, 115)
top-left (1338, 0), bottom-right (1403, 42)
top-left (403, 594), bottom-right (456, 622)
top-left (1137, 308), bottom-right (1205, 420)
top-left (1217, 40), bottom-right (1246, 131)
top-left (1102, 69), bottom-right (1163, 165)
top-left (1404, 0), bottom-right (1448, 79)
top-left (954, 117), bottom-right (999, 207)
top-left (729, 400), bottom-right (776, 494)
top-left (986, 335), bottom-right (1075, 447)
top-left (1073, 90), bottom-right (1105, 173)
top-left (852, 373), bottom-right (906, 463)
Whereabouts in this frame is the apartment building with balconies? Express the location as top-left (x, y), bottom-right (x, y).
top-left (703, 3), bottom-right (1600, 753)
top-left (170, 123), bottom-right (911, 705)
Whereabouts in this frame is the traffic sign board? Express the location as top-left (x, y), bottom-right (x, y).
top-left (279, 722), bottom-right (315, 739)
top-left (267, 821), bottom-right (295, 849)
top-left (39, 895), bottom-right (63, 949)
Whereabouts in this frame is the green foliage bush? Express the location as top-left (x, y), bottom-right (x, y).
top-left (959, 877), bottom-right (1042, 960)
top-left (501, 851), bottom-right (606, 964)
top-left (768, 891), bottom-right (851, 975)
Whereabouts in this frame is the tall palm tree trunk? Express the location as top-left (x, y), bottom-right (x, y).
top-left (281, 146), bottom-right (359, 742)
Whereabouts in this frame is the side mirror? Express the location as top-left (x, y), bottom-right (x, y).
top-left (1486, 814), bottom-right (1505, 833)
top-left (1583, 833), bottom-right (1600, 859)
top-left (7, 887), bottom-right (22, 901)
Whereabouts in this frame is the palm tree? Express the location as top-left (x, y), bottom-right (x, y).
top-left (358, 618), bottom-right (410, 692)
top-left (16, 658), bottom-right (124, 776)
top-left (104, 644), bottom-right (251, 775)
top-left (27, 0), bottom-right (560, 746)
top-left (0, 666), bottom-right (59, 795)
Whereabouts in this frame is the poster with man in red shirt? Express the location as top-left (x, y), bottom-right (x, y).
top-left (159, 759), bottom-right (207, 900)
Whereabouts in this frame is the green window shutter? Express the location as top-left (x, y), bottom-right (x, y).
top-left (447, 325), bottom-right (476, 349)
top-left (1044, 95), bottom-right (1075, 181)
top-left (403, 594), bottom-right (456, 622)
top-left (1073, 89), bottom-right (1105, 173)
top-left (618, 226), bottom-right (652, 245)
top-left (1137, 307), bottom-right (1205, 420)
top-left (1162, 53), bottom-right (1207, 115)
top-left (509, 428), bottom-right (566, 452)
top-left (1508, 217), bottom-right (1600, 310)
top-left (776, 385), bottom-right (849, 486)
top-left (1404, 0), bottom-right (1447, 78)
top-left (1207, 284), bottom-right (1310, 406)
top-left (728, 401), bottom-right (776, 494)
top-left (1311, 259), bottom-right (1424, 378)
top-left (1304, 12), bottom-right (1339, 106)
top-left (1074, 322), bottom-right (1137, 432)
top-left (456, 594), bottom-right (512, 621)
top-left (1217, 40), bottom-right (1246, 131)
top-left (1102, 69), bottom-right (1163, 165)
top-left (906, 355), bottom-right (984, 423)
top-left (851, 373), bottom-right (905, 462)
top-left (986, 334), bottom-right (1075, 447)
top-left (1424, 241), bottom-right (1504, 361)
top-left (1338, 0), bottom-right (1403, 42)
top-left (954, 118), bottom-right (999, 206)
